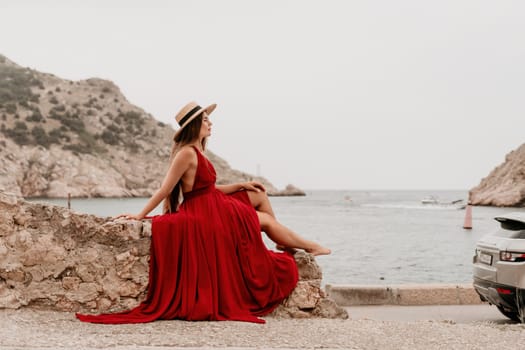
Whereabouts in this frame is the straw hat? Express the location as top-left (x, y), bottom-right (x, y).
top-left (173, 101), bottom-right (217, 139)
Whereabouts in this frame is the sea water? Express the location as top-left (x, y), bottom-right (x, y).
top-left (32, 190), bottom-right (525, 286)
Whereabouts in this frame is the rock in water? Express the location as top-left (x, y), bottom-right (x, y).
top-left (271, 184), bottom-right (306, 196)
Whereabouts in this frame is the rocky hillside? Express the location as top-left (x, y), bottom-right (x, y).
top-left (469, 143), bottom-right (525, 207)
top-left (0, 54), bottom-right (298, 197)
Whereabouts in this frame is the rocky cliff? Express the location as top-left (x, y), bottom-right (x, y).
top-left (0, 191), bottom-right (346, 319)
top-left (0, 54), bottom-right (301, 197)
top-left (469, 143), bottom-right (525, 207)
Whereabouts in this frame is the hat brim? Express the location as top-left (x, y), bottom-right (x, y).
top-left (173, 103), bottom-right (216, 139)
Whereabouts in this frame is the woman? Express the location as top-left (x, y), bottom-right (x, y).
top-left (76, 101), bottom-right (330, 324)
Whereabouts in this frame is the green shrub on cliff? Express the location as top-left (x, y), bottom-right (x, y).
top-left (4, 103), bottom-right (16, 114)
top-left (53, 104), bottom-right (66, 112)
top-left (48, 128), bottom-right (64, 143)
top-left (62, 116), bottom-right (85, 133)
top-left (0, 64), bottom-right (42, 105)
top-left (31, 126), bottom-right (55, 147)
top-left (101, 129), bottom-right (120, 145)
top-left (62, 130), bottom-right (106, 155)
top-left (26, 113), bottom-right (43, 123)
top-left (26, 108), bottom-right (43, 122)
top-left (49, 110), bottom-right (85, 133)
top-left (4, 121), bottom-right (30, 145)
top-left (121, 111), bottom-right (141, 122)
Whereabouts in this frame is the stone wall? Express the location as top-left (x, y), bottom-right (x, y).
top-left (0, 191), bottom-right (346, 319)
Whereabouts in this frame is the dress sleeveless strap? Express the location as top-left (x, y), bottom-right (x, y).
top-left (180, 145), bottom-right (215, 200)
top-left (191, 145), bottom-right (205, 161)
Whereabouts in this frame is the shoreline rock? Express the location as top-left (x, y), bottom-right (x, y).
top-left (268, 184), bottom-right (306, 197)
top-left (0, 191), bottom-right (345, 319)
top-left (469, 143), bottom-right (525, 207)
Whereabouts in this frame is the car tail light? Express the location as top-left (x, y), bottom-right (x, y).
top-left (496, 287), bottom-right (513, 295)
top-left (500, 251), bottom-right (525, 262)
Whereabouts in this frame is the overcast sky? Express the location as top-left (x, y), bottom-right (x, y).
top-left (1, 0), bottom-right (524, 190)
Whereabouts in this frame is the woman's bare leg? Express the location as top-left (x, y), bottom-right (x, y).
top-left (246, 190), bottom-right (276, 218)
top-left (247, 190), bottom-right (285, 251)
top-left (257, 212), bottom-right (330, 256)
top-left (246, 191), bottom-right (330, 256)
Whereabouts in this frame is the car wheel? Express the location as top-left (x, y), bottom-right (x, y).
top-left (497, 306), bottom-right (521, 322)
top-left (517, 289), bottom-right (525, 323)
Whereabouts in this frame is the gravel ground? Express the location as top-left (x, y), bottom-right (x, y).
top-left (2, 309), bottom-right (525, 350)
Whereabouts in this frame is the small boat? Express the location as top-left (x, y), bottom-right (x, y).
top-left (421, 196), bottom-right (439, 205)
top-left (421, 196), bottom-right (466, 210)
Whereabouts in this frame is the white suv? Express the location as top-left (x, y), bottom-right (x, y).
top-left (473, 212), bottom-right (525, 322)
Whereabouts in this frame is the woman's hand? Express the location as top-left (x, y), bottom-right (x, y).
top-left (241, 181), bottom-right (266, 193)
top-left (114, 213), bottom-right (144, 220)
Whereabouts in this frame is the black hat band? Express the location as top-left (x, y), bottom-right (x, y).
top-left (178, 105), bottom-right (202, 127)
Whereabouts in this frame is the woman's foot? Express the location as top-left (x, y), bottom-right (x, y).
top-left (305, 244), bottom-right (331, 256)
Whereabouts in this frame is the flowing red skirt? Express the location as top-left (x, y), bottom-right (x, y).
top-left (76, 190), bottom-right (298, 324)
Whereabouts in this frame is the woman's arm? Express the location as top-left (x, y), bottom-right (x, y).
top-left (117, 148), bottom-right (194, 220)
top-left (216, 181), bottom-right (266, 195)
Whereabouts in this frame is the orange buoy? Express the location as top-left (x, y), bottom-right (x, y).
top-left (463, 204), bottom-right (472, 229)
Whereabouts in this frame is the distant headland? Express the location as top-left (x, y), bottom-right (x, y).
top-left (0, 54), bottom-right (304, 198)
top-left (469, 142), bottom-right (525, 207)
top-left (1, 53), bottom-right (522, 205)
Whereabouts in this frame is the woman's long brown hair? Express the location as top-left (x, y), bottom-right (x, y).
top-left (162, 114), bottom-right (207, 214)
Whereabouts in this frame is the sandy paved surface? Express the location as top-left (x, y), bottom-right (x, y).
top-left (1, 308), bottom-right (525, 350)
top-left (349, 304), bottom-right (507, 323)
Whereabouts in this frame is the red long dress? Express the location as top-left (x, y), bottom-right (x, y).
top-left (76, 146), bottom-right (298, 324)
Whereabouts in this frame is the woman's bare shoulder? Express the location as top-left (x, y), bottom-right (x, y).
top-left (173, 146), bottom-right (197, 163)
